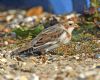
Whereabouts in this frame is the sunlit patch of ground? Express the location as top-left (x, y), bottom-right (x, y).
top-left (0, 23), bottom-right (100, 80)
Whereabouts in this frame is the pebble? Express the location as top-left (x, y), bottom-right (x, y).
top-left (95, 54), bottom-right (100, 59)
top-left (54, 66), bottom-right (58, 71)
top-left (6, 15), bottom-right (15, 22)
top-left (10, 32), bottom-right (16, 38)
top-left (16, 14), bottom-right (24, 19)
top-left (15, 25), bottom-right (21, 28)
top-left (4, 74), bottom-right (14, 80)
top-left (95, 64), bottom-right (100, 69)
top-left (79, 71), bottom-right (97, 79)
top-left (96, 40), bottom-right (100, 43)
top-left (1, 50), bottom-right (7, 54)
top-left (30, 74), bottom-right (39, 80)
top-left (8, 10), bottom-right (16, 14)
top-left (14, 75), bottom-right (28, 80)
top-left (65, 66), bottom-right (73, 71)
top-left (3, 28), bottom-right (11, 33)
top-left (4, 41), bottom-right (9, 45)
top-left (96, 65), bottom-right (100, 69)
top-left (48, 55), bottom-right (58, 62)
top-left (73, 55), bottom-right (80, 60)
top-left (20, 76), bottom-right (28, 80)
top-left (55, 75), bottom-right (64, 80)
top-left (24, 17), bottom-right (35, 22)
top-left (0, 58), bottom-right (7, 63)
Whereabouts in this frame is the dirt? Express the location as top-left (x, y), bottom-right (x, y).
top-left (0, 39), bottom-right (100, 80)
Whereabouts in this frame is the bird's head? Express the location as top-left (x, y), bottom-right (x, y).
top-left (62, 21), bottom-right (79, 35)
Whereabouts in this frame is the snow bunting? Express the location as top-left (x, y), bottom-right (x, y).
top-left (11, 21), bottom-right (79, 57)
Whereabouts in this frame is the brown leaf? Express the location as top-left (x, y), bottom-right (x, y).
top-left (26, 6), bottom-right (43, 16)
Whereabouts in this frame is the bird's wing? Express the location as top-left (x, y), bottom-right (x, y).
top-left (31, 24), bottom-right (64, 48)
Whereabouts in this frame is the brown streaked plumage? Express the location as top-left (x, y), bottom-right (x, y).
top-left (11, 21), bottom-right (79, 57)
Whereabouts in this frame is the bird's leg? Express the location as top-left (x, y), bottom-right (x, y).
top-left (45, 44), bottom-right (59, 54)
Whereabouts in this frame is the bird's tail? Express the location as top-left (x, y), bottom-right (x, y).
top-left (11, 47), bottom-right (42, 58)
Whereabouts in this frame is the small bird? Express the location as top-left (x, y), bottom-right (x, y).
top-left (11, 21), bottom-right (79, 57)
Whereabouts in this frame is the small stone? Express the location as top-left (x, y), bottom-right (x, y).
top-left (4, 41), bottom-right (9, 45)
top-left (24, 17), bottom-right (35, 22)
top-left (3, 28), bottom-right (11, 33)
top-left (7, 39), bottom-right (16, 44)
top-left (6, 15), bottom-right (15, 22)
top-left (0, 43), bottom-right (4, 46)
top-left (10, 32), bottom-right (16, 38)
top-left (22, 62), bottom-right (27, 66)
top-left (54, 75), bottom-right (63, 80)
top-left (8, 50), bottom-right (12, 54)
top-left (20, 76), bottom-right (28, 80)
top-left (2, 50), bottom-right (7, 54)
top-left (15, 25), bottom-right (21, 28)
top-left (0, 58), bottom-right (7, 63)
top-left (79, 71), bottom-right (97, 80)
top-left (8, 10), bottom-right (16, 14)
top-left (30, 74), bottom-right (39, 80)
top-left (4, 74), bottom-right (14, 80)
top-left (65, 66), bottom-right (73, 71)
top-left (95, 64), bottom-right (100, 69)
top-left (65, 71), bottom-right (77, 78)
top-left (41, 17), bottom-right (46, 22)
top-left (95, 54), bottom-right (100, 59)
top-left (73, 55), bottom-right (80, 60)
top-left (55, 66), bottom-right (58, 71)
top-left (20, 10), bottom-right (26, 15)
top-left (79, 73), bottom-right (85, 79)
top-left (15, 75), bottom-right (28, 80)
top-left (64, 66), bottom-right (77, 78)
top-left (92, 64), bottom-right (100, 69)
top-left (96, 40), bottom-right (100, 43)
top-left (85, 71), bottom-right (97, 76)
top-left (17, 14), bottom-right (24, 19)
top-left (0, 25), bottom-right (5, 31)
top-left (9, 64), bottom-right (17, 69)
top-left (0, 32), bottom-right (5, 37)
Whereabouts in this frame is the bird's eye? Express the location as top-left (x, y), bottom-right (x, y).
top-left (69, 23), bottom-right (72, 26)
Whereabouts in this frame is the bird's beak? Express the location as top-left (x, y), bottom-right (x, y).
top-left (75, 24), bottom-right (80, 29)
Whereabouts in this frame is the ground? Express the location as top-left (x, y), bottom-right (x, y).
top-left (0, 8), bottom-right (100, 80)
top-left (0, 24), bottom-right (100, 80)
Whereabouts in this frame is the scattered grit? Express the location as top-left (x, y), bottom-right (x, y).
top-left (0, 39), bottom-right (100, 80)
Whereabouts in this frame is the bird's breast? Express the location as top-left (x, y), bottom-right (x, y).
top-left (59, 32), bottom-right (70, 44)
